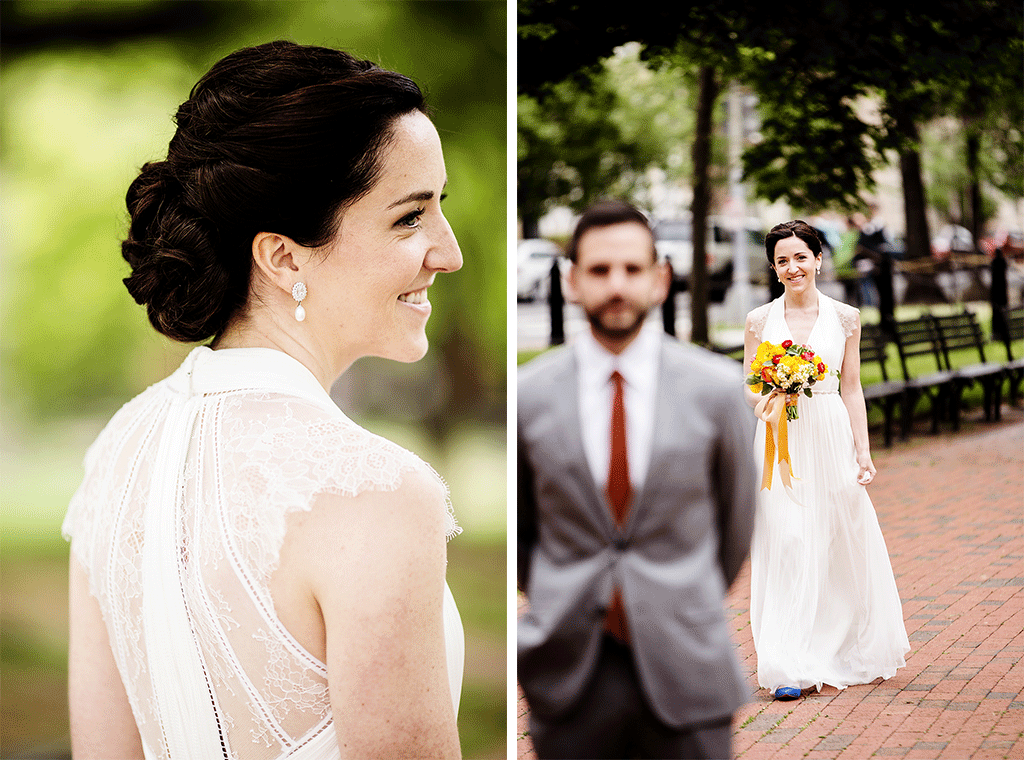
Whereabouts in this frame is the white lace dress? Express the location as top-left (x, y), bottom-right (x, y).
top-left (63, 346), bottom-right (464, 759)
top-left (747, 293), bottom-right (909, 693)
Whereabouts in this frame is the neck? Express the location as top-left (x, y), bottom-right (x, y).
top-left (213, 313), bottom-right (346, 391)
top-left (783, 286), bottom-right (819, 311)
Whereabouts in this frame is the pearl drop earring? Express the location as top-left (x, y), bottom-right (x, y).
top-left (292, 282), bottom-right (307, 322)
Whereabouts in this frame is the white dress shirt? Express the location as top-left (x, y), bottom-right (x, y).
top-left (574, 323), bottom-right (661, 495)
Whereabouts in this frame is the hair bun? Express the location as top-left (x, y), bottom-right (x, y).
top-left (122, 162), bottom-right (239, 342)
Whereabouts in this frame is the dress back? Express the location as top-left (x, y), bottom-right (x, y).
top-left (64, 347), bottom-right (462, 759)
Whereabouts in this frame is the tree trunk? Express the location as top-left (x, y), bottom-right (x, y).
top-left (690, 65), bottom-right (719, 346)
top-left (966, 127), bottom-right (983, 252)
top-left (893, 104), bottom-right (931, 260)
top-left (520, 214), bottom-right (541, 240)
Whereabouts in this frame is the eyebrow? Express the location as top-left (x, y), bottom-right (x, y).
top-left (386, 179), bottom-right (449, 210)
top-left (388, 190), bottom-right (434, 210)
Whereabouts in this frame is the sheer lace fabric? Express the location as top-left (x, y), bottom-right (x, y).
top-left (747, 294), bottom-right (909, 693)
top-left (63, 347), bottom-right (463, 759)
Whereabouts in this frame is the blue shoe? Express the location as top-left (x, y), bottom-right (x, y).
top-left (772, 686), bottom-right (801, 700)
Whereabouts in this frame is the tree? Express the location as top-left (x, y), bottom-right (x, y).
top-left (740, 0), bottom-right (1022, 258)
top-left (519, 0), bottom-right (751, 344)
top-left (517, 43), bottom-right (696, 238)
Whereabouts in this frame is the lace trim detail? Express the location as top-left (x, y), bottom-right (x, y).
top-left (832, 298), bottom-right (861, 338)
top-left (746, 301), bottom-right (774, 342)
top-left (63, 377), bottom-right (461, 756)
top-left (218, 393), bottom-right (459, 589)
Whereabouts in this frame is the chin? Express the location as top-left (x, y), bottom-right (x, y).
top-left (383, 336), bottom-right (430, 364)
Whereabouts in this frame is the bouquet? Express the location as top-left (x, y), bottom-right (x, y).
top-left (745, 340), bottom-right (828, 421)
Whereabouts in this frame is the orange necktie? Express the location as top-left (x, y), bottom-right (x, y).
top-left (605, 370), bottom-right (631, 642)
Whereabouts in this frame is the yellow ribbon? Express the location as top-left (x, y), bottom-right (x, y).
top-left (755, 392), bottom-right (799, 496)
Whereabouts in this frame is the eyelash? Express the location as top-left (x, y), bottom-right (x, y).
top-left (397, 208), bottom-right (425, 228)
top-left (395, 194), bottom-right (448, 230)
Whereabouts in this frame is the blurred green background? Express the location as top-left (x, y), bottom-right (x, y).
top-left (0, 2), bottom-right (506, 758)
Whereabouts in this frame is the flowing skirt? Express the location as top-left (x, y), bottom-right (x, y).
top-left (749, 393), bottom-right (909, 693)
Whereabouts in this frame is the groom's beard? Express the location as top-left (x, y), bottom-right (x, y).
top-left (584, 296), bottom-right (651, 342)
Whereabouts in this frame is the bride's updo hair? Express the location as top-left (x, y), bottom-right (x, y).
top-left (122, 41), bottom-right (426, 342)
top-left (764, 220), bottom-right (823, 265)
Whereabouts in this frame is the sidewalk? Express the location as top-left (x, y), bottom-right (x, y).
top-left (517, 405), bottom-right (1024, 760)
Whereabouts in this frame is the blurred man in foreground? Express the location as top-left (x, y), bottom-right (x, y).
top-left (517, 199), bottom-right (757, 759)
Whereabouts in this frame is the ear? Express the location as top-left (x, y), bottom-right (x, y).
top-left (251, 232), bottom-right (304, 294)
top-left (652, 259), bottom-right (671, 305)
top-left (564, 263), bottom-right (582, 304)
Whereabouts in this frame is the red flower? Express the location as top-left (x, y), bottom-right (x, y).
top-left (772, 355), bottom-right (781, 364)
top-left (801, 352), bottom-right (814, 362)
top-left (761, 368), bottom-right (772, 381)
top-left (817, 362), bottom-right (826, 374)
top-left (781, 340), bottom-right (793, 348)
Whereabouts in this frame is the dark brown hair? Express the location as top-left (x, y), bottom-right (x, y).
top-left (121, 41), bottom-right (426, 342)
top-left (564, 199), bottom-right (656, 264)
top-left (764, 220), bottom-right (823, 266)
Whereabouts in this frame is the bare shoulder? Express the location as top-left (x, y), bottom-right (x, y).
top-left (298, 462), bottom-right (450, 560)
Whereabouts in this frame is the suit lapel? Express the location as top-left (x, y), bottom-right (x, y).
top-left (558, 350), bottom-right (619, 536)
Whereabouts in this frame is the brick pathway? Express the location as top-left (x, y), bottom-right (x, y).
top-left (517, 406), bottom-right (1024, 759)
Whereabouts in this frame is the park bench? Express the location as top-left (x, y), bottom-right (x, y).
top-left (928, 311), bottom-right (1007, 426)
top-left (890, 316), bottom-right (955, 440)
top-left (859, 322), bottom-right (908, 447)
top-left (995, 304), bottom-right (1024, 405)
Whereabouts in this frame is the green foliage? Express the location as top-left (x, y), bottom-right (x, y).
top-left (743, 75), bottom-right (885, 211)
top-left (518, 44), bottom-right (700, 230)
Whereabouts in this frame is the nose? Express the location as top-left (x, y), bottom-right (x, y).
top-left (426, 212), bottom-right (462, 273)
top-left (607, 265), bottom-right (630, 293)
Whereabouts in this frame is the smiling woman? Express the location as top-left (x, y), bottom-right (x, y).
top-left (63, 41), bottom-right (465, 760)
top-left (742, 220), bottom-right (909, 703)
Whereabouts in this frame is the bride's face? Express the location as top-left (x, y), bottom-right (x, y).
top-left (303, 111), bottom-right (462, 369)
top-left (772, 235), bottom-right (820, 295)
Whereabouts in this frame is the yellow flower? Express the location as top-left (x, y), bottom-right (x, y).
top-left (750, 381), bottom-right (764, 394)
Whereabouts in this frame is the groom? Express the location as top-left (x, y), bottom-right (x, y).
top-left (518, 200), bottom-right (757, 759)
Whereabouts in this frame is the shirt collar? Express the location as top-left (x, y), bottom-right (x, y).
top-left (575, 322), bottom-right (661, 390)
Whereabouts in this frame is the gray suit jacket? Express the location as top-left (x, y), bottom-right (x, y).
top-left (517, 334), bottom-right (757, 729)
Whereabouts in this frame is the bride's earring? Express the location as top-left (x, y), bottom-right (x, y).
top-left (292, 281), bottom-right (307, 322)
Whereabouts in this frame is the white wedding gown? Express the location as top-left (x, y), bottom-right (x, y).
top-left (63, 346), bottom-right (464, 759)
top-left (748, 293), bottom-right (909, 693)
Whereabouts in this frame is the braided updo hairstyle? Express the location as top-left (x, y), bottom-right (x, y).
top-left (121, 41), bottom-right (426, 343)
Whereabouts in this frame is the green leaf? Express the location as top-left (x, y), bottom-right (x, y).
top-left (804, 388), bottom-right (812, 398)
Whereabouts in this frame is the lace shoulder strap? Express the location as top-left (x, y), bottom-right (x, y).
top-left (220, 394), bottom-right (461, 585)
top-left (831, 297), bottom-right (861, 338)
top-left (746, 301), bottom-right (774, 341)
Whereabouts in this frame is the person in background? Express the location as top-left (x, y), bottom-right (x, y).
top-left (743, 220), bottom-right (909, 702)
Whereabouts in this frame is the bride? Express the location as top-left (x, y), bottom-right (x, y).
top-left (64, 42), bottom-right (464, 758)
top-left (743, 220), bottom-right (909, 701)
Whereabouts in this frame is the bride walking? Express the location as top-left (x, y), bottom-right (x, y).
top-left (64, 41), bottom-right (464, 758)
top-left (743, 220), bottom-right (909, 700)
